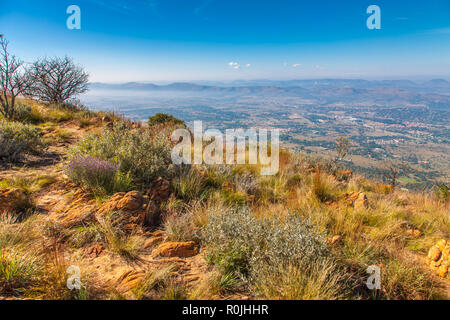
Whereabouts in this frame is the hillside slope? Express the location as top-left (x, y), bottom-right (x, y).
top-left (0, 99), bottom-right (448, 300)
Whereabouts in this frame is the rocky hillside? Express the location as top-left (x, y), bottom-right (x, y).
top-left (0, 99), bottom-right (448, 300)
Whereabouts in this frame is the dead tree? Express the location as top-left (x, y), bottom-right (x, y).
top-left (382, 160), bottom-right (408, 189)
top-left (29, 56), bottom-right (89, 104)
top-left (332, 136), bottom-right (351, 172)
top-left (0, 37), bottom-right (31, 120)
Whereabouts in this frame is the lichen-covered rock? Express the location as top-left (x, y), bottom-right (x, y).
top-left (427, 239), bottom-right (449, 279)
top-left (152, 241), bottom-right (199, 258)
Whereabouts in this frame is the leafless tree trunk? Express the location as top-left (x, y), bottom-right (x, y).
top-left (0, 37), bottom-right (31, 120)
top-left (29, 56), bottom-right (89, 104)
top-left (382, 160), bottom-right (408, 189)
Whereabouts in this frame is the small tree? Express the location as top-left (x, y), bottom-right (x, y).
top-left (333, 136), bottom-right (351, 171)
top-left (29, 56), bottom-right (89, 104)
top-left (0, 37), bottom-right (31, 120)
top-left (382, 160), bottom-right (408, 189)
top-left (148, 113), bottom-right (185, 127)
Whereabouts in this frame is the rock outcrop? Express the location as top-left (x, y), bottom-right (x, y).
top-left (343, 192), bottom-right (369, 209)
top-left (152, 241), bottom-right (199, 258)
top-left (427, 239), bottom-right (449, 279)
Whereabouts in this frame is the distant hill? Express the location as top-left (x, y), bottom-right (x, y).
top-left (88, 80), bottom-right (450, 105)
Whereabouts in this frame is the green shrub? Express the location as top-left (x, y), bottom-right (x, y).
top-left (0, 120), bottom-right (45, 163)
top-left (172, 167), bottom-right (210, 201)
top-left (0, 249), bottom-right (39, 295)
top-left (70, 122), bottom-right (173, 186)
top-left (434, 184), bottom-right (449, 203)
top-left (67, 224), bottom-right (103, 248)
top-left (11, 102), bottom-right (32, 122)
top-left (148, 113), bottom-right (185, 127)
top-left (163, 213), bottom-right (197, 242)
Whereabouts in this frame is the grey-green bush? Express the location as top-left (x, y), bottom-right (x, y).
top-left (70, 122), bottom-right (173, 186)
top-left (202, 208), bottom-right (350, 299)
top-left (0, 120), bottom-right (45, 162)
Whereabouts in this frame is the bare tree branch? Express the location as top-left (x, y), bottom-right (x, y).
top-left (28, 56), bottom-right (89, 104)
top-left (0, 37), bottom-right (32, 120)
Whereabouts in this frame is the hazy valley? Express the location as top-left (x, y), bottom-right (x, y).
top-left (83, 79), bottom-right (450, 189)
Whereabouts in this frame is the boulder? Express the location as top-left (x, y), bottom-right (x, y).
top-left (97, 191), bottom-right (145, 214)
top-left (152, 241), bottom-right (199, 258)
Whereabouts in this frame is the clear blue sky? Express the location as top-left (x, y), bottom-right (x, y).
top-left (1, 0), bottom-right (449, 82)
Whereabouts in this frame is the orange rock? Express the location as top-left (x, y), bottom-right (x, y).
top-left (427, 239), bottom-right (449, 279)
top-left (438, 264), bottom-right (448, 278)
top-left (354, 193), bottom-right (369, 210)
top-left (406, 229), bottom-right (422, 238)
top-left (327, 235), bottom-right (342, 245)
top-left (152, 241), bottom-right (199, 258)
top-left (86, 244), bottom-right (104, 258)
top-left (428, 245), bottom-right (442, 262)
top-left (116, 191), bottom-right (143, 211)
top-left (95, 191), bottom-right (147, 231)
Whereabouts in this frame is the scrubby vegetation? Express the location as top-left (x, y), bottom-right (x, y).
top-left (0, 97), bottom-right (448, 301)
top-left (202, 208), bottom-right (350, 299)
top-left (65, 155), bottom-right (132, 198)
top-left (69, 122), bottom-right (175, 187)
top-left (0, 120), bottom-right (45, 162)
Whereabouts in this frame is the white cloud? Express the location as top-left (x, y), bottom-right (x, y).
top-left (228, 61), bottom-right (241, 69)
top-left (245, 63), bottom-right (251, 68)
top-left (292, 63), bottom-right (301, 67)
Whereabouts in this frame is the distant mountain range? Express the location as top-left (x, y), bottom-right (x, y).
top-left (90, 78), bottom-right (450, 95)
top-left (88, 79), bottom-right (450, 106)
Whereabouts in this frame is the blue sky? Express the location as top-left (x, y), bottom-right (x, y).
top-left (1, 0), bottom-right (449, 82)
